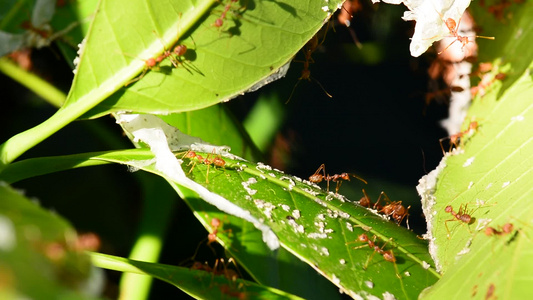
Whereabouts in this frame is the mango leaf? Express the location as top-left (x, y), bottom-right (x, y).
top-left (72, 0), bottom-right (342, 118)
top-left (419, 2), bottom-right (533, 298)
top-left (0, 182), bottom-right (99, 299)
top-left (0, 148), bottom-right (440, 298)
top-left (90, 252), bottom-right (303, 300)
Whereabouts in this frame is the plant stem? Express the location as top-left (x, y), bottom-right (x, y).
top-left (0, 57), bottom-right (66, 108)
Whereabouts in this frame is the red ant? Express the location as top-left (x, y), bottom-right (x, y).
top-left (218, 284), bottom-right (248, 300)
top-left (471, 72), bottom-right (506, 97)
top-left (309, 164), bottom-right (367, 194)
top-left (125, 43), bottom-right (188, 86)
top-left (337, 0), bottom-right (363, 48)
top-left (286, 30), bottom-right (333, 103)
top-left (372, 192), bottom-right (410, 229)
top-left (436, 12), bottom-right (495, 57)
top-left (212, 0), bottom-right (240, 28)
top-left (207, 217), bottom-right (232, 246)
top-left (347, 234), bottom-right (397, 272)
top-left (182, 150), bottom-right (226, 183)
top-left (439, 120), bottom-right (479, 153)
top-left (358, 189), bottom-right (379, 209)
top-left (444, 203), bottom-right (475, 238)
top-left (484, 223), bottom-right (514, 236)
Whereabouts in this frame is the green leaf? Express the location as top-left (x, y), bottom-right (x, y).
top-left (420, 2), bottom-right (533, 298)
top-left (0, 149), bottom-right (440, 298)
top-left (79, 0), bottom-right (342, 118)
top-left (0, 183), bottom-right (99, 299)
top-left (90, 252), bottom-right (304, 299)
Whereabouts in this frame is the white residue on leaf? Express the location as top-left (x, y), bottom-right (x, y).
top-left (280, 176), bottom-right (296, 191)
top-left (327, 209), bottom-right (339, 219)
top-left (457, 238), bottom-right (473, 258)
top-left (502, 181), bottom-right (510, 188)
top-left (463, 156), bottom-right (475, 167)
top-left (340, 259), bottom-right (346, 264)
top-left (338, 211), bottom-right (350, 219)
top-left (317, 214), bottom-right (326, 221)
top-left (417, 157), bottom-right (447, 272)
top-left (254, 199), bottom-right (276, 220)
top-left (346, 222), bottom-right (353, 232)
top-left (307, 232), bottom-right (328, 239)
top-left (292, 210), bottom-right (301, 219)
top-left (320, 247), bottom-right (330, 256)
top-left (383, 291), bottom-right (397, 300)
top-left (268, 173), bottom-right (276, 178)
top-left (468, 181), bottom-right (474, 189)
top-left (364, 281), bottom-right (374, 289)
top-left (281, 204), bottom-right (290, 212)
top-left (242, 178), bottom-right (258, 196)
top-left (287, 217), bottom-right (304, 233)
top-left (116, 113), bottom-right (279, 250)
top-left (332, 274), bottom-right (340, 284)
top-left (475, 218), bottom-right (492, 231)
top-left (422, 261), bottom-right (431, 269)
top-left (511, 115), bottom-right (524, 122)
top-left (486, 183), bottom-right (493, 190)
top-left (256, 162), bottom-right (272, 171)
top-left (72, 38), bottom-right (86, 74)
top-left (0, 215), bottom-right (16, 251)
top-left (404, 271), bottom-right (411, 277)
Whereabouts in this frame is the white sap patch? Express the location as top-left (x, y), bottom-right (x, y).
top-left (417, 157), bottom-right (447, 272)
top-left (281, 204), bottom-right (290, 212)
top-left (404, 271), bottom-right (411, 277)
top-left (116, 113), bottom-right (279, 250)
top-left (364, 281), bottom-right (374, 289)
top-left (511, 115), bottom-right (524, 122)
top-left (332, 273), bottom-right (340, 284)
top-left (241, 178), bottom-right (258, 196)
top-left (292, 210), bottom-right (301, 219)
top-left (346, 222), bottom-right (353, 232)
top-left (463, 156), bottom-right (475, 167)
top-left (422, 261), bottom-right (431, 269)
top-left (287, 217), bottom-right (304, 234)
top-left (383, 291), bottom-right (397, 300)
top-left (339, 259), bottom-right (346, 264)
top-left (0, 215), bottom-right (16, 251)
top-left (468, 181), bottom-right (474, 189)
top-left (320, 247), bottom-right (330, 256)
top-left (307, 232), bottom-right (328, 239)
top-left (502, 181), bottom-right (510, 188)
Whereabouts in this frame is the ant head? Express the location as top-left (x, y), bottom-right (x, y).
top-left (445, 205), bottom-right (453, 213)
top-left (211, 218), bottom-right (221, 227)
top-left (358, 234), bottom-right (369, 242)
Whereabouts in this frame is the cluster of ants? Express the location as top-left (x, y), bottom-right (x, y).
top-left (308, 164), bottom-right (411, 229)
top-left (182, 150), bottom-right (226, 183)
top-left (186, 216), bottom-right (249, 298)
top-left (126, 0), bottom-right (242, 86)
top-left (443, 203), bottom-right (517, 239)
top-left (439, 120), bottom-right (479, 154)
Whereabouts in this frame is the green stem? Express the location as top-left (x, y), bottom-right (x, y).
top-left (0, 57), bottom-right (66, 108)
